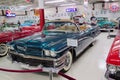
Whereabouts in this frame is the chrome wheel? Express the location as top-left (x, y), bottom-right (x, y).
top-left (62, 51), bottom-right (73, 72)
top-left (0, 44), bottom-right (8, 57)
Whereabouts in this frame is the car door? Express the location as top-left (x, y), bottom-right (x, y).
top-left (75, 31), bottom-right (92, 55)
top-left (74, 26), bottom-right (94, 56)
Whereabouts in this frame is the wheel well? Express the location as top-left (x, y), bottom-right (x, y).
top-left (69, 48), bottom-right (76, 61)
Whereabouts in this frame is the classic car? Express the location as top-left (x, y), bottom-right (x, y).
top-left (8, 20), bottom-right (100, 73)
top-left (20, 20), bottom-right (36, 27)
top-left (105, 31), bottom-right (120, 80)
top-left (0, 25), bottom-right (40, 57)
top-left (97, 17), bottom-right (117, 31)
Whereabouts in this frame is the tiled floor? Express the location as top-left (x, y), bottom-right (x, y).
top-left (0, 31), bottom-right (116, 80)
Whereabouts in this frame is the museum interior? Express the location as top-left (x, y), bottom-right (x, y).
top-left (0, 0), bottom-right (120, 80)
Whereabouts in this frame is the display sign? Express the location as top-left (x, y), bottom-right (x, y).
top-left (6, 10), bottom-right (16, 17)
top-left (6, 10), bottom-right (11, 14)
top-left (6, 13), bottom-right (16, 17)
top-left (66, 8), bottom-right (77, 12)
top-left (110, 3), bottom-right (120, 12)
top-left (67, 38), bottom-right (78, 47)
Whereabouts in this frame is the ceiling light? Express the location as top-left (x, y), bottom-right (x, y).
top-left (60, 3), bottom-right (76, 6)
top-left (104, 0), bottom-right (109, 2)
top-left (45, 0), bottom-right (65, 4)
top-left (84, 0), bottom-right (88, 6)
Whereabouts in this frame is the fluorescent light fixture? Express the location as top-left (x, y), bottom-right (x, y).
top-left (60, 3), bottom-right (76, 6)
top-left (104, 0), bottom-right (109, 1)
top-left (84, 1), bottom-right (88, 6)
top-left (45, 0), bottom-right (65, 4)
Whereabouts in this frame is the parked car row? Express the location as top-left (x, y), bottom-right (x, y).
top-left (0, 25), bottom-right (40, 57)
top-left (97, 17), bottom-right (117, 31)
top-left (8, 20), bottom-right (100, 73)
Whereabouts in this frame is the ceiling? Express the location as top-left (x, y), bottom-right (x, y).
top-left (0, 0), bottom-right (119, 10)
top-left (0, 0), bottom-right (38, 10)
top-left (44, 0), bottom-right (119, 7)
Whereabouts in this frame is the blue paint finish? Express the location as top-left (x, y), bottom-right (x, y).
top-left (97, 17), bottom-right (116, 28)
top-left (9, 21), bottom-right (100, 58)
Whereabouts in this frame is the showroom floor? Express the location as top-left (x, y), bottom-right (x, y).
top-left (0, 30), bottom-right (117, 80)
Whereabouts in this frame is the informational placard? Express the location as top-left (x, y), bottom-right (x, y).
top-left (67, 38), bottom-right (78, 47)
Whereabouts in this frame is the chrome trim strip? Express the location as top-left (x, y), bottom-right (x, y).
top-left (10, 50), bottom-right (67, 62)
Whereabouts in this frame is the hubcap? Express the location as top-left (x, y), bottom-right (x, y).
top-left (0, 44), bottom-right (8, 56)
top-left (63, 51), bottom-right (72, 71)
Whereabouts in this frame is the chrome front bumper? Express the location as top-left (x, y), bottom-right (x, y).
top-left (105, 70), bottom-right (120, 80)
top-left (9, 50), bottom-right (66, 73)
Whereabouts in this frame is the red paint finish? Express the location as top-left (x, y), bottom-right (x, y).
top-left (39, 9), bottom-right (45, 31)
top-left (0, 68), bottom-right (42, 73)
top-left (0, 26), bottom-right (40, 43)
top-left (106, 31), bottom-right (120, 66)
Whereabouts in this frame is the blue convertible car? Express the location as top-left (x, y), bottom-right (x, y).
top-left (8, 20), bottom-right (100, 73)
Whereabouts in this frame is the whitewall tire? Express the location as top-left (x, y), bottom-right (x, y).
top-left (62, 51), bottom-right (73, 72)
top-left (0, 44), bottom-right (8, 57)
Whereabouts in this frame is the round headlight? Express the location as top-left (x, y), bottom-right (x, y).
top-left (108, 65), bottom-right (116, 74)
top-left (44, 50), bottom-right (50, 56)
top-left (9, 46), bottom-right (14, 50)
top-left (50, 51), bottom-right (56, 57)
top-left (44, 50), bottom-right (56, 57)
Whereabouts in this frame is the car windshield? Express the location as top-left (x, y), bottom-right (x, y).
top-left (43, 21), bottom-right (78, 34)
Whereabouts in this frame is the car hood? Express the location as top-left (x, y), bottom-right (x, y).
top-left (13, 32), bottom-right (79, 51)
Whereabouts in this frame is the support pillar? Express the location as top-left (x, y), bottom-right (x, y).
top-left (38, 0), bottom-right (45, 31)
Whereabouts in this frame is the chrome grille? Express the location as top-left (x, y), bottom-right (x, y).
top-left (26, 47), bottom-right (43, 56)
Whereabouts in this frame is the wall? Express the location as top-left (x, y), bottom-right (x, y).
top-left (0, 10), bottom-right (39, 24)
top-left (45, 2), bottom-right (120, 21)
top-left (0, 2), bottom-right (120, 24)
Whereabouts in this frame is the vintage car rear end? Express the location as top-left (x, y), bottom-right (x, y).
top-left (105, 31), bottom-right (120, 80)
top-left (8, 20), bottom-right (100, 73)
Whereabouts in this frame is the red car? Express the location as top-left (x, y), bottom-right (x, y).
top-left (0, 26), bottom-right (40, 57)
top-left (105, 31), bottom-right (120, 80)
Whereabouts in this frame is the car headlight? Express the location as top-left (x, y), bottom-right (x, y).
top-left (44, 50), bottom-right (50, 56)
top-left (107, 65), bottom-right (117, 74)
top-left (9, 45), bottom-right (14, 50)
top-left (50, 51), bottom-right (56, 57)
top-left (44, 50), bottom-right (56, 57)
